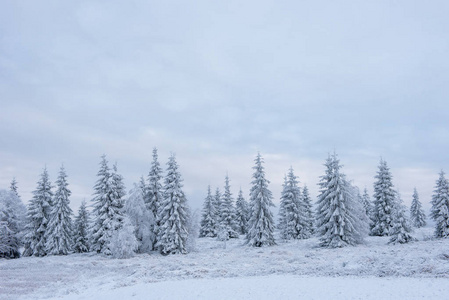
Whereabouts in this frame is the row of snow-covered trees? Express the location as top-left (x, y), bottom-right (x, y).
top-left (2, 151), bottom-right (449, 258)
top-left (200, 153), bottom-right (444, 248)
top-left (2, 148), bottom-right (192, 258)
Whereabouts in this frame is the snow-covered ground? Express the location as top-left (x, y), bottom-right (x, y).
top-left (1, 228), bottom-right (449, 300)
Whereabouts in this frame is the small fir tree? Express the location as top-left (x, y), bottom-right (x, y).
top-left (147, 148), bottom-right (163, 249)
top-left (410, 188), bottom-right (426, 228)
top-left (156, 154), bottom-right (189, 255)
top-left (73, 201), bottom-right (90, 253)
top-left (389, 192), bottom-right (415, 244)
top-left (10, 178), bottom-right (19, 196)
top-left (213, 187), bottom-right (222, 226)
top-left (218, 175), bottom-right (239, 239)
top-left (235, 188), bottom-right (249, 235)
top-left (199, 185), bottom-right (217, 237)
top-left (302, 185), bottom-right (314, 234)
top-left (23, 168), bottom-right (53, 257)
top-left (361, 188), bottom-right (372, 222)
top-left (431, 171), bottom-right (449, 238)
top-left (45, 166), bottom-right (73, 255)
top-left (246, 153), bottom-right (276, 247)
top-left (371, 159), bottom-right (396, 236)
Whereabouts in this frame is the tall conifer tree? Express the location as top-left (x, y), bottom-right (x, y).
top-left (235, 188), bottom-right (249, 235)
top-left (246, 153), bottom-right (276, 247)
top-left (45, 165), bottom-right (73, 255)
top-left (219, 175), bottom-right (239, 239)
top-left (316, 153), bottom-right (367, 248)
top-left (431, 171), bottom-right (449, 238)
top-left (147, 148), bottom-right (163, 249)
top-left (73, 201), bottom-right (90, 253)
top-left (23, 168), bottom-right (53, 257)
top-left (199, 186), bottom-right (217, 237)
top-left (156, 154), bottom-right (189, 254)
top-left (371, 159), bottom-right (396, 236)
top-left (410, 188), bottom-right (426, 228)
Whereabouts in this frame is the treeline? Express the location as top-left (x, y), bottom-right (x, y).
top-left (1, 151), bottom-right (448, 259)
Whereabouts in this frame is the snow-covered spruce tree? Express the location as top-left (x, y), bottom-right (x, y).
top-left (73, 201), bottom-right (90, 253)
top-left (302, 185), bottom-right (314, 234)
top-left (146, 148), bottom-right (163, 249)
top-left (410, 188), bottom-right (426, 228)
top-left (315, 154), bottom-right (367, 248)
top-left (371, 159), bottom-right (396, 236)
top-left (389, 191), bottom-right (415, 244)
top-left (246, 153), bottom-right (276, 247)
top-left (213, 187), bottom-right (222, 226)
top-left (45, 165), bottom-right (73, 255)
top-left (109, 216), bottom-right (138, 259)
top-left (278, 168), bottom-right (310, 240)
top-left (91, 156), bottom-right (126, 255)
top-left (0, 190), bottom-right (26, 258)
top-left (431, 171), bottom-right (449, 238)
top-left (361, 187), bottom-right (372, 222)
top-left (156, 154), bottom-right (189, 255)
top-left (125, 180), bottom-right (154, 253)
top-left (23, 168), bottom-right (53, 257)
top-left (10, 178), bottom-right (19, 196)
top-left (199, 185), bottom-right (217, 237)
top-left (110, 162), bottom-right (126, 226)
top-left (218, 175), bottom-right (239, 240)
top-left (235, 188), bottom-right (249, 235)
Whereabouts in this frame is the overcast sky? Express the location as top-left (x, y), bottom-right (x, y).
top-left (1, 0), bottom-right (448, 213)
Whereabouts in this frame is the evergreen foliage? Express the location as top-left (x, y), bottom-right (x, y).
top-left (278, 168), bottom-right (310, 240)
top-left (23, 168), bottom-right (53, 257)
top-left (156, 154), bottom-right (189, 255)
top-left (199, 185), bottom-right (217, 237)
top-left (147, 148), bottom-right (163, 249)
top-left (218, 175), bottom-right (239, 239)
top-left (389, 191), bottom-right (415, 244)
top-left (410, 188), bottom-right (426, 228)
top-left (431, 171), bottom-right (449, 238)
top-left (361, 188), bottom-right (372, 222)
top-left (10, 178), bottom-right (19, 196)
top-left (45, 166), bottom-right (73, 255)
top-left (316, 154), bottom-right (367, 248)
top-left (213, 188), bottom-right (222, 226)
top-left (73, 201), bottom-right (90, 253)
top-left (0, 190), bottom-right (26, 258)
top-left (302, 185), bottom-right (314, 234)
top-left (91, 155), bottom-right (126, 255)
top-left (235, 188), bottom-right (249, 235)
top-left (246, 153), bottom-right (276, 247)
top-left (371, 159), bottom-right (396, 236)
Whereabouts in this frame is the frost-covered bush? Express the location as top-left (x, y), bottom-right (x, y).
top-left (109, 217), bottom-right (138, 259)
top-left (125, 181), bottom-right (154, 253)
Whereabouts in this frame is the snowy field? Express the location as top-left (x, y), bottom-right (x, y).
top-left (1, 228), bottom-right (449, 300)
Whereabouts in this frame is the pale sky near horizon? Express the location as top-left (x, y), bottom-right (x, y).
top-left (1, 0), bottom-right (448, 213)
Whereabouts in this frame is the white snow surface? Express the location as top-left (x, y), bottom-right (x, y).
top-left (1, 228), bottom-right (449, 300)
